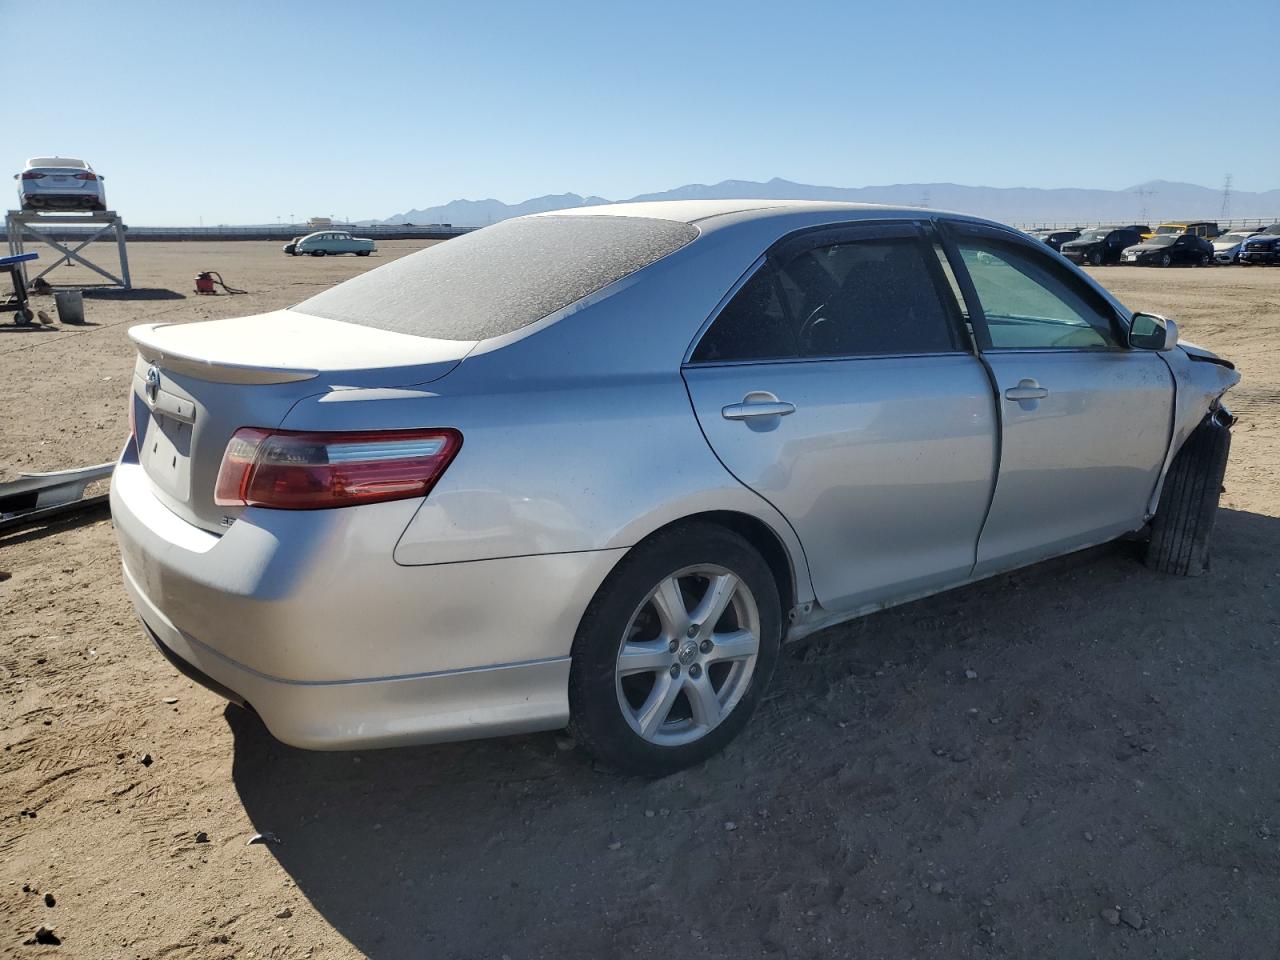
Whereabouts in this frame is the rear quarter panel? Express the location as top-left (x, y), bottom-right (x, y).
top-left (280, 373), bottom-right (810, 599)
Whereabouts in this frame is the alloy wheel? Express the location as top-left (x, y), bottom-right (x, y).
top-left (614, 565), bottom-right (760, 747)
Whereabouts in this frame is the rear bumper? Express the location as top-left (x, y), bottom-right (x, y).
top-left (123, 562), bottom-right (573, 749)
top-left (110, 453), bottom-right (625, 749)
top-left (20, 185), bottom-right (106, 208)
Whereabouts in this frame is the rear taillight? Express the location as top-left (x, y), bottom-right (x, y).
top-left (214, 428), bottom-right (462, 510)
top-left (73, 172), bottom-right (98, 181)
top-left (20, 171), bottom-right (45, 180)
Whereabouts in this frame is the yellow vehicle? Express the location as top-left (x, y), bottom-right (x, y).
top-left (1143, 221), bottom-right (1221, 240)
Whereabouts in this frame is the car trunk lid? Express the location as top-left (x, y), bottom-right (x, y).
top-left (26, 166), bottom-right (93, 191)
top-left (129, 310), bottom-right (474, 532)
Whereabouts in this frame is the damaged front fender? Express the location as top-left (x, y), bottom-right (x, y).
top-left (1148, 340), bottom-right (1241, 516)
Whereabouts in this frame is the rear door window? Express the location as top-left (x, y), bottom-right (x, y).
top-left (691, 231), bottom-right (961, 363)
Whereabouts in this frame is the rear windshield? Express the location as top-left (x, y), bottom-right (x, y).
top-left (294, 215), bottom-right (698, 341)
top-left (28, 157), bottom-right (86, 169)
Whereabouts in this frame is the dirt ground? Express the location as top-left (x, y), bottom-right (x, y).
top-left (2, 243), bottom-right (1279, 959)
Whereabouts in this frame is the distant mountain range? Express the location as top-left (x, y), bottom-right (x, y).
top-left (370, 177), bottom-right (1280, 228)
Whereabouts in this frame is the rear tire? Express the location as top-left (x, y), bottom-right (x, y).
top-left (357, 250), bottom-right (371, 256)
top-left (568, 521), bottom-right (782, 776)
top-left (1145, 413), bottom-right (1231, 576)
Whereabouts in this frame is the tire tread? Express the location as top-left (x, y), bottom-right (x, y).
top-left (1146, 414), bottom-right (1230, 576)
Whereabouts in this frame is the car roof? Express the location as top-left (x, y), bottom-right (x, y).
top-left (532, 198), bottom-right (976, 229)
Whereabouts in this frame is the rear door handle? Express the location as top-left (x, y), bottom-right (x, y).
top-left (722, 391), bottom-right (796, 421)
top-left (1004, 379), bottom-right (1049, 402)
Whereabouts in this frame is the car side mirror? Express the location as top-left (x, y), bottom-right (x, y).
top-left (1129, 312), bottom-right (1178, 352)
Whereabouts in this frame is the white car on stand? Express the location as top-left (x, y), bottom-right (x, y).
top-left (14, 157), bottom-right (107, 211)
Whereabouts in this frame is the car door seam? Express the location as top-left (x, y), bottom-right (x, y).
top-left (677, 371), bottom-right (818, 603)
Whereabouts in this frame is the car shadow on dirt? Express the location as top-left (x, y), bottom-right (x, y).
top-left (230, 508), bottom-right (1280, 959)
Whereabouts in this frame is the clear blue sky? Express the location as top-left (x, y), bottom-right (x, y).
top-left (3, 0), bottom-right (1275, 225)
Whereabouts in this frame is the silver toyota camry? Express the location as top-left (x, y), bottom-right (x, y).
top-left (111, 200), bottom-right (1240, 775)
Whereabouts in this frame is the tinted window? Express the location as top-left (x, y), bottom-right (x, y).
top-left (692, 236), bottom-right (959, 363)
top-left (957, 237), bottom-right (1119, 349)
top-left (296, 215), bottom-right (698, 341)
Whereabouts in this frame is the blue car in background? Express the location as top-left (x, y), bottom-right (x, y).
top-left (1239, 232), bottom-right (1280, 265)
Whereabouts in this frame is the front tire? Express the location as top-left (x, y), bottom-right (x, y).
top-left (569, 522), bottom-right (782, 776)
top-left (1159, 253), bottom-right (1172, 267)
top-left (310, 250), bottom-right (326, 257)
top-left (1145, 413), bottom-right (1231, 576)
top-left (1089, 249), bottom-right (1103, 266)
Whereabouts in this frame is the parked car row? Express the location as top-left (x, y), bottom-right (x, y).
top-left (1030, 221), bottom-right (1280, 266)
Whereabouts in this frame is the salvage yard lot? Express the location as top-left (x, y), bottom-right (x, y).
top-left (2, 243), bottom-right (1279, 958)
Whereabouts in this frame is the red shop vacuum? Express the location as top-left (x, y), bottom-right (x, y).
top-left (194, 271), bottom-right (246, 295)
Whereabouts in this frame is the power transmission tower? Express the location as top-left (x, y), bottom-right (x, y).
top-left (1220, 173), bottom-right (1233, 221)
top-left (1133, 185), bottom-right (1156, 224)
top-left (916, 189), bottom-right (931, 209)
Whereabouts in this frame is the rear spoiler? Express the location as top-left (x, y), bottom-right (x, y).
top-left (129, 323), bottom-right (319, 385)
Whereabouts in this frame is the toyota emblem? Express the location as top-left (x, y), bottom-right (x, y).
top-left (144, 365), bottom-right (161, 403)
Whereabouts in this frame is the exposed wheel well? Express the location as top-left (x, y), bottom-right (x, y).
top-left (630, 511), bottom-right (797, 621)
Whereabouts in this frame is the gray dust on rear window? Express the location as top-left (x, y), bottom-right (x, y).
top-left (292, 215), bottom-right (698, 341)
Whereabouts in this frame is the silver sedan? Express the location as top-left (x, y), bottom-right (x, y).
top-left (111, 201), bottom-right (1240, 775)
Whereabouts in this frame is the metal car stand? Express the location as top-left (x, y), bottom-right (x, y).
top-left (5, 209), bottom-right (132, 289)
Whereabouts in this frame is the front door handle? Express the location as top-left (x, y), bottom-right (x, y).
top-left (1004, 379), bottom-right (1049, 402)
top-left (722, 391), bottom-right (796, 421)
